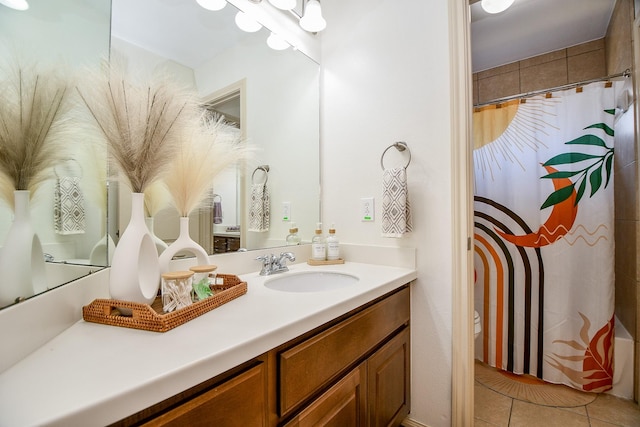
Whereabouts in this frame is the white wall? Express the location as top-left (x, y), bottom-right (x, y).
top-left (321, 0), bottom-right (455, 425)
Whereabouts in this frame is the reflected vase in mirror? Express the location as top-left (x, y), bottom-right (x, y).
top-left (0, 191), bottom-right (46, 306)
top-left (109, 192), bottom-right (160, 306)
top-left (158, 216), bottom-right (209, 274)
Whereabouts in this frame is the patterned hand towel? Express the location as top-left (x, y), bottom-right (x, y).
top-left (381, 167), bottom-right (412, 238)
top-left (248, 183), bottom-right (270, 232)
top-left (54, 176), bottom-right (86, 235)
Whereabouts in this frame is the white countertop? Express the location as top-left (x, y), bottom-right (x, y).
top-left (0, 261), bottom-right (416, 427)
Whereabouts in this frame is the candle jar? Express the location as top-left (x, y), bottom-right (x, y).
top-left (161, 271), bottom-right (194, 312)
top-left (189, 264), bottom-right (218, 301)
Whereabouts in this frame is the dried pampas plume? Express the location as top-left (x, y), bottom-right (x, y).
top-left (144, 180), bottom-right (172, 218)
top-left (164, 114), bottom-right (249, 217)
top-left (0, 63), bottom-right (75, 210)
top-left (76, 60), bottom-right (200, 194)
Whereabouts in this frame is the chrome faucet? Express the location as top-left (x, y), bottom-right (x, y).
top-left (256, 252), bottom-right (296, 275)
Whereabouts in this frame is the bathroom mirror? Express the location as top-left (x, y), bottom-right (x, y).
top-left (0, 0), bottom-right (112, 309)
top-left (111, 0), bottom-right (320, 255)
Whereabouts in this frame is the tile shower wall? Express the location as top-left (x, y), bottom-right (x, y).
top-left (472, 38), bottom-right (606, 105)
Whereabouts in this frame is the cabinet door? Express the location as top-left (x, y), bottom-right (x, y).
top-left (284, 363), bottom-right (366, 427)
top-left (367, 328), bottom-right (410, 427)
top-left (142, 363), bottom-right (266, 427)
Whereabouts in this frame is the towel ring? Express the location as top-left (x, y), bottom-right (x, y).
top-left (251, 165), bottom-right (269, 185)
top-left (54, 158), bottom-right (83, 178)
top-left (212, 193), bottom-right (222, 203)
top-left (380, 142), bottom-right (411, 170)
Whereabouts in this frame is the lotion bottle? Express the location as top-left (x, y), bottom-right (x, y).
top-left (311, 222), bottom-right (326, 261)
top-left (326, 223), bottom-right (340, 260)
top-left (286, 222), bottom-right (301, 245)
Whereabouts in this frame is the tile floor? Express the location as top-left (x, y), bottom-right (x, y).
top-left (474, 361), bottom-right (640, 426)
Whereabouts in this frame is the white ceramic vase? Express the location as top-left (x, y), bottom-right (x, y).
top-left (0, 190), bottom-right (46, 306)
top-left (158, 216), bottom-right (209, 274)
top-left (89, 233), bottom-right (116, 266)
top-left (145, 216), bottom-right (169, 256)
top-left (109, 192), bottom-right (160, 305)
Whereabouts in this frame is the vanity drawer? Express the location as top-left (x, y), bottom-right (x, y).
top-left (278, 287), bottom-right (410, 416)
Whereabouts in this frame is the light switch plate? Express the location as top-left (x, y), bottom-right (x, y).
top-left (282, 202), bottom-right (291, 221)
top-left (361, 197), bottom-right (374, 221)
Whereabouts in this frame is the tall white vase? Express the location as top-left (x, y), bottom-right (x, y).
top-left (109, 192), bottom-right (160, 305)
top-left (158, 216), bottom-right (209, 274)
top-left (0, 190), bottom-right (46, 306)
top-left (145, 216), bottom-right (169, 256)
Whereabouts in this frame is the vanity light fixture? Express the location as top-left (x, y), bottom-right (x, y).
top-left (196, 0), bottom-right (226, 11)
top-left (481, 0), bottom-right (515, 14)
top-left (235, 10), bottom-right (262, 32)
top-left (266, 32), bottom-right (290, 50)
top-left (299, 0), bottom-right (326, 32)
top-left (0, 0), bottom-right (28, 10)
top-left (268, 0), bottom-right (296, 10)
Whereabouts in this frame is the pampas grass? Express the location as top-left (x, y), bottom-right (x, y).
top-left (76, 60), bottom-right (200, 194)
top-left (144, 180), bottom-right (172, 218)
top-left (0, 63), bottom-right (75, 210)
top-left (163, 114), bottom-right (248, 217)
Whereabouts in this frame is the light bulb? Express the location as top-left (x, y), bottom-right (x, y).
top-left (196, 0), bottom-right (226, 11)
top-left (481, 0), bottom-right (515, 14)
top-left (267, 32), bottom-right (290, 50)
top-left (0, 0), bottom-right (28, 10)
top-left (235, 11), bottom-right (262, 33)
top-left (299, 0), bottom-right (326, 32)
top-left (268, 0), bottom-right (296, 10)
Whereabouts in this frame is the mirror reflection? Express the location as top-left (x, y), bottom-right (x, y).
top-left (0, 0), bottom-right (111, 308)
top-left (111, 0), bottom-right (320, 256)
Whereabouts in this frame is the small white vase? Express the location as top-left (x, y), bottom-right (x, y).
top-left (89, 233), bottom-right (116, 266)
top-left (145, 216), bottom-right (169, 256)
top-left (158, 216), bottom-right (209, 274)
top-left (0, 190), bottom-right (46, 306)
top-left (109, 192), bottom-right (160, 305)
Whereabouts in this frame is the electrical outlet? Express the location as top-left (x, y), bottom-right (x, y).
top-left (361, 197), bottom-right (374, 221)
top-left (282, 202), bottom-right (291, 221)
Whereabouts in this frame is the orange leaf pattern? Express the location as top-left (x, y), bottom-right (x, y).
top-left (547, 313), bottom-right (614, 393)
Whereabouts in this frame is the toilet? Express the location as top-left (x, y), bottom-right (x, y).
top-left (474, 310), bottom-right (482, 340)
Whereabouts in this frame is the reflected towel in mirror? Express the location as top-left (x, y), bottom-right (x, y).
top-left (248, 183), bottom-right (270, 232)
top-left (381, 167), bottom-right (412, 238)
top-left (213, 200), bottom-right (223, 224)
top-left (54, 176), bottom-right (86, 235)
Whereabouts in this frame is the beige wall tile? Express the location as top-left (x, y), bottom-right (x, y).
top-left (614, 104), bottom-right (637, 171)
top-left (520, 58), bottom-right (568, 93)
top-left (614, 162), bottom-right (638, 221)
top-left (614, 269), bottom-right (636, 338)
top-left (519, 48), bottom-right (566, 69)
top-left (477, 61), bottom-right (519, 80)
top-left (568, 38), bottom-right (605, 56)
top-left (614, 219), bottom-right (637, 279)
top-left (606, 0), bottom-right (633, 74)
top-left (567, 49), bottom-right (607, 83)
top-left (477, 70), bottom-right (520, 104)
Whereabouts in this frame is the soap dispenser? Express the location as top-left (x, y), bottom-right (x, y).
top-left (311, 222), bottom-right (326, 261)
top-left (286, 222), bottom-right (301, 245)
top-left (326, 223), bottom-right (340, 260)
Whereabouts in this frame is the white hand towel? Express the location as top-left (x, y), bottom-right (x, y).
top-left (381, 167), bottom-right (412, 238)
top-left (248, 183), bottom-right (270, 232)
top-left (54, 176), bottom-right (86, 235)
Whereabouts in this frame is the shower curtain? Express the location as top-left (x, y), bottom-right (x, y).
top-left (473, 81), bottom-right (618, 393)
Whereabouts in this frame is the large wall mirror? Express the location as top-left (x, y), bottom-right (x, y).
top-left (0, 0), bottom-right (112, 309)
top-left (0, 0), bottom-right (320, 309)
top-left (111, 0), bottom-right (320, 258)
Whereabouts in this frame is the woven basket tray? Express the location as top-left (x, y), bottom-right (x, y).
top-left (82, 274), bottom-right (247, 333)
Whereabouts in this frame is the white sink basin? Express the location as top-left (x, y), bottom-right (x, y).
top-left (264, 271), bottom-right (359, 293)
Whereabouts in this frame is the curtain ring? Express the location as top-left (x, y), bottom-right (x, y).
top-left (251, 165), bottom-right (269, 185)
top-left (380, 142), bottom-right (411, 170)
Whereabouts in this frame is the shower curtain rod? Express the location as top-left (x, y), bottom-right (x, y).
top-left (473, 68), bottom-right (631, 108)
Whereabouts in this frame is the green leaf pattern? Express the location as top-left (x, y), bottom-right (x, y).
top-left (541, 113), bottom-right (614, 209)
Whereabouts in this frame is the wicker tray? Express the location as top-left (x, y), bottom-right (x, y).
top-left (82, 273), bottom-right (247, 333)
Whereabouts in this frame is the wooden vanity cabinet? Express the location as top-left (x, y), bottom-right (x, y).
top-left (113, 285), bottom-right (410, 427)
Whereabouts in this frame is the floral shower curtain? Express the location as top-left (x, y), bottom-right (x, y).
top-left (473, 81), bottom-right (618, 393)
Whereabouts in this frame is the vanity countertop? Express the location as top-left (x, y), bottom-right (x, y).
top-left (0, 261), bottom-right (416, 427)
